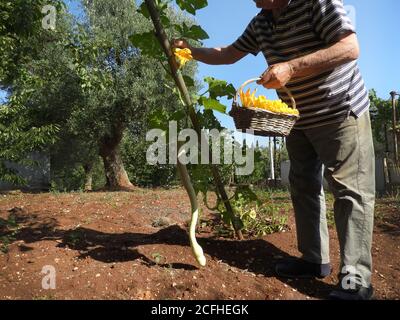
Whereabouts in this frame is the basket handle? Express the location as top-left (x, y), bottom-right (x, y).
top-left (233, 78), bottom-right (297, 110)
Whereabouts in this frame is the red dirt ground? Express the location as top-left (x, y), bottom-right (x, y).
top-left (0, 188), bottom-right (399, 300)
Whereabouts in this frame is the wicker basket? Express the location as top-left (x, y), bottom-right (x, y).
top-left (229, 78), bottom-right (299, 137)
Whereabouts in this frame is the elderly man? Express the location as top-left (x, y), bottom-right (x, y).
top-left (174, 0), bottom-right (375, 300)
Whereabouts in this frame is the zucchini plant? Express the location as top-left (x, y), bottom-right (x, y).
top-left (130, 0), bottom-right (245, 266)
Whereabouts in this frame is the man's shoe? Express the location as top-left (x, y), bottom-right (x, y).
top-left (275, 258), bottom-right (331, 279)
top-left (329, 284), bottom-right (374, 300)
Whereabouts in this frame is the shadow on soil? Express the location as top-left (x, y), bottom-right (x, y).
top-left (4, 208), bottom-right (336, 299)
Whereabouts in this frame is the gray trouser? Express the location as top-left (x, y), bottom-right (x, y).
top-left (286, 111), bottom-right (375, 287)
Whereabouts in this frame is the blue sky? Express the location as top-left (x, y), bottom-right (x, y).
top-left (2, 0), bottom-right (399, 130)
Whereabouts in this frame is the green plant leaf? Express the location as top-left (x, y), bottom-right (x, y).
top-left (204, 77), bottom-right (236, 100)
top-left (175, 0), bottom-right (208, 15)
top-left (148, 109), bottom-right (169, 131)
top-left (129, 32), bottom-right (164, 59)
top-left (183, 75), bottom-right (195, 87)
top-left (169, 109), bottom-right (186, 121)
top-left (137, 1), bottom-right (171, 26)
top-left (199, 97), bottom-right (226, 114)
top-left (185, 24), bottom-right (209, 40)
top-left (137, 2), bottom-right (150, 18)
top-left (174, 23), bottom-right (209, 41)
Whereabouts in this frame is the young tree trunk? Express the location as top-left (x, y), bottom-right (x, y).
top-left (99, 125), bottom-right (134, 191)
top-left (83, 162), bottom-right (94, 192)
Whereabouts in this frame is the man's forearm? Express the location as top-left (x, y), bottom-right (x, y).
top-left (190, 45), bottom-right (247, 65)
top-left (190, 46), bottom-right (238, 65)
top-left (289, 33), bottom-right (360, 78)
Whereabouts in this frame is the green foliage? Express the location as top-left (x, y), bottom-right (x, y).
top-left (174, 22), bottom-right (209, 40)
top-left (133, 1), bottom-right (236, 120)
top-left (214, 187), bottom-right (289, 238)
top-left (369, 89), bottom-right (400, 157)
top-left (133, 0), bottom-right (209, 60)
top-left (0, 0), bottom-right (65, 185)
top-left (129, 32), bottom-right (164, 59)
top-left (0, 0), bottom-right (64, 86)
top-left (0, 87), bottom-right (59, 185)
top-left (203, 77), bottom-right (236, 100)
top-left (194, 77), bottom-right (237, 114)
top-left (175, 0), bottom-right (208, 15)
top-left (198, 97), bottom-right (226, 114)
top-left (0, 214), bottom-right (20, 254)
top-left (369, 89), bottom-right (393, 144)
top-left (50, 156), bottom-right (106, 192)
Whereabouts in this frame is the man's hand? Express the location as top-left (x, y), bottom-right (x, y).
top-left (257, 62), bottom-right (294, 89)
top-left (171, 40), bottom-right (247, 65)
top-left (172, 39), bottom-right (191, 50)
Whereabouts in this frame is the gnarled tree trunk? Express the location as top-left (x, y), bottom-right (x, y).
top-left (99, 124), bottom-right (134, 191)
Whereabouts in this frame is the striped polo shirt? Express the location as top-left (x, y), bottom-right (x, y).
top-left (232, 0), bottom-right (370, 129)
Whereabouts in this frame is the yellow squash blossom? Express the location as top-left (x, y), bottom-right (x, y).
top-left (174, 48), bottom-right (193, 67)
top-left (239, 88), bottom-right (299, 116)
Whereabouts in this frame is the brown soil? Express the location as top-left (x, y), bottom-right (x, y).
top-left (0, 188), bottom-right (399, 300)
